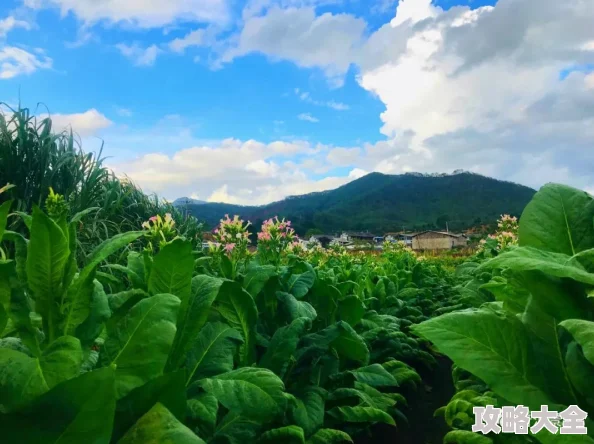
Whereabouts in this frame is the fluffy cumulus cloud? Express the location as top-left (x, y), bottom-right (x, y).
top-left (0, 46), bottom-right (52, 79)
top-left (24, 0), bottom-right (230, 28)
top-left (221, 6), bottom-right (366, 86)
top-left (351, 0), bottom-right (594, 191)
top-left (47, 109), bottom-right (113, 136)
top-left (107, 136), bottom-right (366, 205)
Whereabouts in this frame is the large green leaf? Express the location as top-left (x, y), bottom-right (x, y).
top-left (479, 247), bottom-right (594, 286)
top-left (564, 341), bottom-right (594, 407)
top-left (519, 184), bottom-right (594, 255)
top-left (166, 275), bottom-right (224, 372)
top-left (560, 319), bottom-right (594, 367)
top-left (0, 367), bottom-right (116, 443)
top-left (348, 364), bottom-right (398, 387)
top-left (100, 293), bottom-right (180, 398)
top-left (0, 200), bottom-right (11, 241)
top-left (330, 322), bottom-right (369, 364)
top-left (306, 429), bottom-right (352, 444)
top-left (338, 295), bottom-right (365, 326)
top-left (309, 280), bottom-right (339, 325)
top-left (107, 289), bottom-right (148, 329)
top-left (187, 392), bottom-right (219, 437)
top-left (328, 406), bottom-right (395, 426)
top-left (277, 291), bottom-right (317, 323)
top-left (0, 348), bottom-right (48, 411)
top-left (259, 426), bottom-right (305, 444)
top-left (185, 321), bottom-right (243, 385)
top-left (39, 335), bottom-right (83, 388)
top-left (200, 367), bottom-right (287, 422)
top-left (290, 386), bottom-right (326, 437)
top-left (244, 264), bottom-right (277, 298)
top-left (212, 412), bottom-right (262, 444)
top-left (299, 322), bottom-right (369, 364)
top-left (75, 280), bottom-right (110, 347)
top-left (260, 317), bottom-right (311, 376)
top-left (7, 284), bottom-right (40, 356)
top-left (212, 280), bottom-right (258, 366)
top-left (412, 308), bottom-right (555, 410)
top-left (112, 370), bottom-right (187, 443)
top-left (26, 206), bottom-right (70, 341)
top-left (288, 266), bottom-right (316, 299)
top-left (118, 402), bottom-right (205, 444)
top-left (78, 231), bottom-right (145, 285)
top-left (329, 384), bottom-right (396, 411)
top-left (60, 274), bottom-right (95, 337)
top-left (148, 239), bottom-right (194, 299)
top-left (3, 230), bottom-right (28, 287)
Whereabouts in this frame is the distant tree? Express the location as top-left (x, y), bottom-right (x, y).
top-left (304, 228), bottom-right (324, 238)
top-left (436, 214), bottom-right (450, 230)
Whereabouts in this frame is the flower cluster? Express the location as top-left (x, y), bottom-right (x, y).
top-left (211, 214), bottom-right (251, 257)
top-left (383, 240), bottom-right (415, 256)
top-left (45, 187), bottom-right (69, 220)
top-left (257, 217), bottom-right (296, 266)
top-left (478, 214), bottom-right (518, 254)
top-left (285, 240), bottom-right (304, 256)
top-left (141, 213), bottom-right (178, 251)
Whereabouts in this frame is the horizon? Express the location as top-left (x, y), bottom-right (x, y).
top-left (1, 0), bottom-right (593, 204)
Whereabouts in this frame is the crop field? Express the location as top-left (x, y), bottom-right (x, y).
top-left (1, 112), bottom-right (594, 443)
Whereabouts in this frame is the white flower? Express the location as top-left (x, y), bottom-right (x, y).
top-left (236, 233), bottom-right (242, 239)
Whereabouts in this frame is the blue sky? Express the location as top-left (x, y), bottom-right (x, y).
top-left (0, 0), bottom-right (593, 204)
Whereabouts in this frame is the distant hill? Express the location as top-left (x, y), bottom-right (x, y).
top-left (177, 172), bottom-right (536, 235)
top-left (173, 197), bottom-right (207, 206)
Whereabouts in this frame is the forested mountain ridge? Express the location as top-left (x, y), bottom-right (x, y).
top-left (176, 172), bottom-right (536, 235)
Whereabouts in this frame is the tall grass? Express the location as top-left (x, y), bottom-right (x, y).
top-left (0, 105), bottom-right (202, 259)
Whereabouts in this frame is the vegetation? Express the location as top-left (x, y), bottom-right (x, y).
top-left (0, 106), bottom-right (203, 260)
top-left (0, 110), bottom-right (592, 444)
top-left (179, 171), bottom-right (536, 235)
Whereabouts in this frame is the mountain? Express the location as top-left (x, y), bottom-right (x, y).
top-left (179, 172), bottom-right (536, 235)
top-left (173, 197), bottom-right (207, 206)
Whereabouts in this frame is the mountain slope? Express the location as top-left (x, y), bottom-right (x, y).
top-left (176, 172), bottom-right (536, 235)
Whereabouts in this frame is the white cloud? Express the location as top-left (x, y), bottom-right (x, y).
top-left (221, 6), bottom-right (366, 86)
top-left (107, 134), bottom-right (362, 205)
top-left (326, 147), bottom-right (361, 166)
top-left (350, 0), bottom-right (594, 191)
top-left (390, 0), bottom-right (440, 27)
top-left (169, 29), bottom-right (207, 53)
top-left (48, 109), bottom-right (113, 136)
top-left (24, 0), bottom-right (230, 28)
top-left (0, 46), bottom-right (52, 79)
top-left (0, 16), bottom-right (31, 37)
top-left (116, 43), bottom-right (161, 66)
top-left (298, 113), bottom-right (319, 123)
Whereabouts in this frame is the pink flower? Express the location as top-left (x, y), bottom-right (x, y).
top-left (225, 243), bottom-right (235, 252)
top-left (149, 216), bottom-right (157, 222)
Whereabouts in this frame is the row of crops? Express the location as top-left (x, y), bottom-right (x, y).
top-left (0, 181), bottom-right (593, 443)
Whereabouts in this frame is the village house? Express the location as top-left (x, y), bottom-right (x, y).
top-left (410, 231), bottom-right (468, 250)
top-left (384, 232), bottom-right (416, 247)
top-left (344, 231), bottom-right (377, 242)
